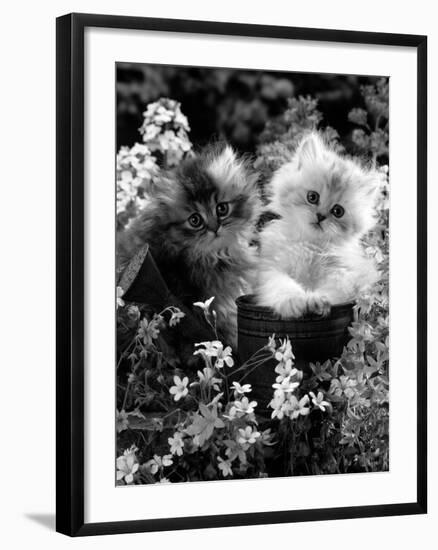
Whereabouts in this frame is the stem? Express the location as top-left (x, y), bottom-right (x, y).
top-left (238, 355), bottom-right (274, 384)
top-left (231, 348), bottom-right (273, 376)
top-left (122, 382), bottom-right (131, 410)
top-left (117, 334), bottom-right (138, 369)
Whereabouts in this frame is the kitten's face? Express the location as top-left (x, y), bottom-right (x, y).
top-left (153, 145), bottom-right (260, 259)
top-left (270, 133), bottom-right (380, 244)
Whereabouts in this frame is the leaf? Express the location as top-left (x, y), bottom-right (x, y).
top-left (128, 413), bottom-right (164, 432)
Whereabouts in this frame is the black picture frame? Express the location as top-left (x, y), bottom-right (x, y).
top-left (56, 12), bottom-right (427, 537)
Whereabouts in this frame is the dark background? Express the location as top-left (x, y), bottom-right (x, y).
top-left (117, 63), bottom-right (383, 153)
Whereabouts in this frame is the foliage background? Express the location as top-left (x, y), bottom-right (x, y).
top-left (117, 64), bottom-right (387, 157)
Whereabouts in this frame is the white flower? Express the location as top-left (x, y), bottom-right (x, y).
top-left (269, 392), bottom-right (287, 420)
top-left (168, 432), bottom-right (185, 456)
top-left (214, 345), bottom-right (234, 369)
top-left (130, 142), bottom-right (151, 157)
top-left (116, 286), bottom-right (125, 309)
top-left (138, 316), bottom-right (161, 347)
top-left (169, 375), bottom-right (189, 401)
top-left (169, 309), bottom-right (185, 327)
top-left (217, 457), bottom-right (233, 477)
top-left (309, 391), bottom-right (331, 412)
top-left (120, 170), bottom-right (133, 183)
top-left (274, 339), bottom-right (295, 363)
top-left (272, 376), bottom-right (300, 397)
top-left (207, 392), bottom-right (224, 408)
top-left (195, 367), bottom-right (221, 390)
top-left (141, 123), bottom-right (161, 141)
top-left (329, 376), bottom-right (358, 399)
top-left (116, 445), bottom-right (139, 484)
top-left (116, 142), bottom-right (159, 222)
top-left (288, 395), bottom-right (311, 420)
top-left (274, 359), bottom-right (296, 380)
top-left (229, 396), bottom-right (257, 417)
top-left (193, 296), bottom-right (215, 314)
top-left (194, 341), bottom-right (233, 368)
top-left (145, 454), bottom-right (173, 475)
top-left (237, 426), bottom-right (261, 446)
top-left (231, 381), bottom-right (252, 396)
top-left (116, 409), bottom-right (129, 433)
top-left (194, 340), bottom-right (222, 358)
top-left (267, 334), bottom-right (277, 353)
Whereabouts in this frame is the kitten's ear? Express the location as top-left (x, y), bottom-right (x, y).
top-left (218, 144), bottom-right (237, 165)
top-left (295, 132), bottom-right (326, 168)
top-left (207, 145), bottom-right (244, 186)
top-left (212, 145), bottom-right (238, 175)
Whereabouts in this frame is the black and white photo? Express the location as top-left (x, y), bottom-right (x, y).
top-left (115, 65), bottom-right (390, 484)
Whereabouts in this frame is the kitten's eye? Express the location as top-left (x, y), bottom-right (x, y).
top-left (307, 191), bottom-right (320, 205)
top-left (216, 202), bottom-right (229, 218)
top-left (331, 204), bottom-right (345, 218)
top-left (188, 213), bottom-right (204, 229)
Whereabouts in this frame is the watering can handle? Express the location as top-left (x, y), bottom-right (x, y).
top-left (117, 244), bottom-right (213, 341)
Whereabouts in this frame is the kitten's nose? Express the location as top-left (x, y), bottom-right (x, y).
top-left (207, 219), bottom-right (220, 234)
top-left (316, 213), bottom-right (326, 223)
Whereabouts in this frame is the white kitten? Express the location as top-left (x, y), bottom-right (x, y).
top-left (256, 132), bottom-right (381, 318)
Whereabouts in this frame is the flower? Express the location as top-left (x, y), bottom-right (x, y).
top-left (237, 426), bottom-right (261, 446)
top-left (217, 457), bottom-right (233, 477)
top-left (168, 432), bottom-right (185, 456)
top-left (138, 99), bottom-right (192, 168)
top-left (195, 341), bottom-right (233, 368)
top-left (193, 296), bottom-right (215, 314)
top-left (309, 391), bottom-right (331, 412)
top-left (229, 396), bottom-right (257, 417)
top-left (169, 309), bottom-right (185, 327)
top-left (274, 338), bottom-right (295, 363)
top-left (231, 381), bottom-right (252, 396)
top-left (116, 286), bottom-right (125, 309)
top-left (116, 445), bottom-right (139, 484)
top-left (288, 395), bottom-right (311, 419)
top-left (269, 392), bottom-right (287, 420)
top-left (116, 142), bottom-right (159, 222)
top-left (169, 375), bottom-right (189, 401)
top-left (145, 454), bottom-right (173, 475)
top-left (138, 316), bottom-right (161, 347)
top-left (272, 376), bottom-right (300, 397)
top-left (194, 340), bottom-right (223, 358)
top-left (309, 360), bottom-right (332, 382)
top-left (116, 409), bottom-right (129, 433)
top-left (207, 392), bottom-right (224, 408)
top-left (214, 345), bottom-right (234, 369)
top-left (274, 359), bottom-right (296, 381)
top-left (267, 334), bottom-right (277, 353)
top-left (195, 367), bottom-right (222, 391)
top-left (329, 376), bottom-right (357, 399)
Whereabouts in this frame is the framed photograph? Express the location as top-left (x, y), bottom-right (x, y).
top-left (56, 13), bottom-right (427, 536)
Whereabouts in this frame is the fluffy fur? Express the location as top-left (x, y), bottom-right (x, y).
top-left (256, 131), bottom-right (381, 318)
top-left (118, 144), bottom-right (261, 345)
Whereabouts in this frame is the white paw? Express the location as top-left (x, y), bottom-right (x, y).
top-left (272, 292), bottom-right (308, 319)
top-left (306, 292), bottom-right (331, 316)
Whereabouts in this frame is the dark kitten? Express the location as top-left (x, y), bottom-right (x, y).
top-left (117, 144), bottom-right (261, 346)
